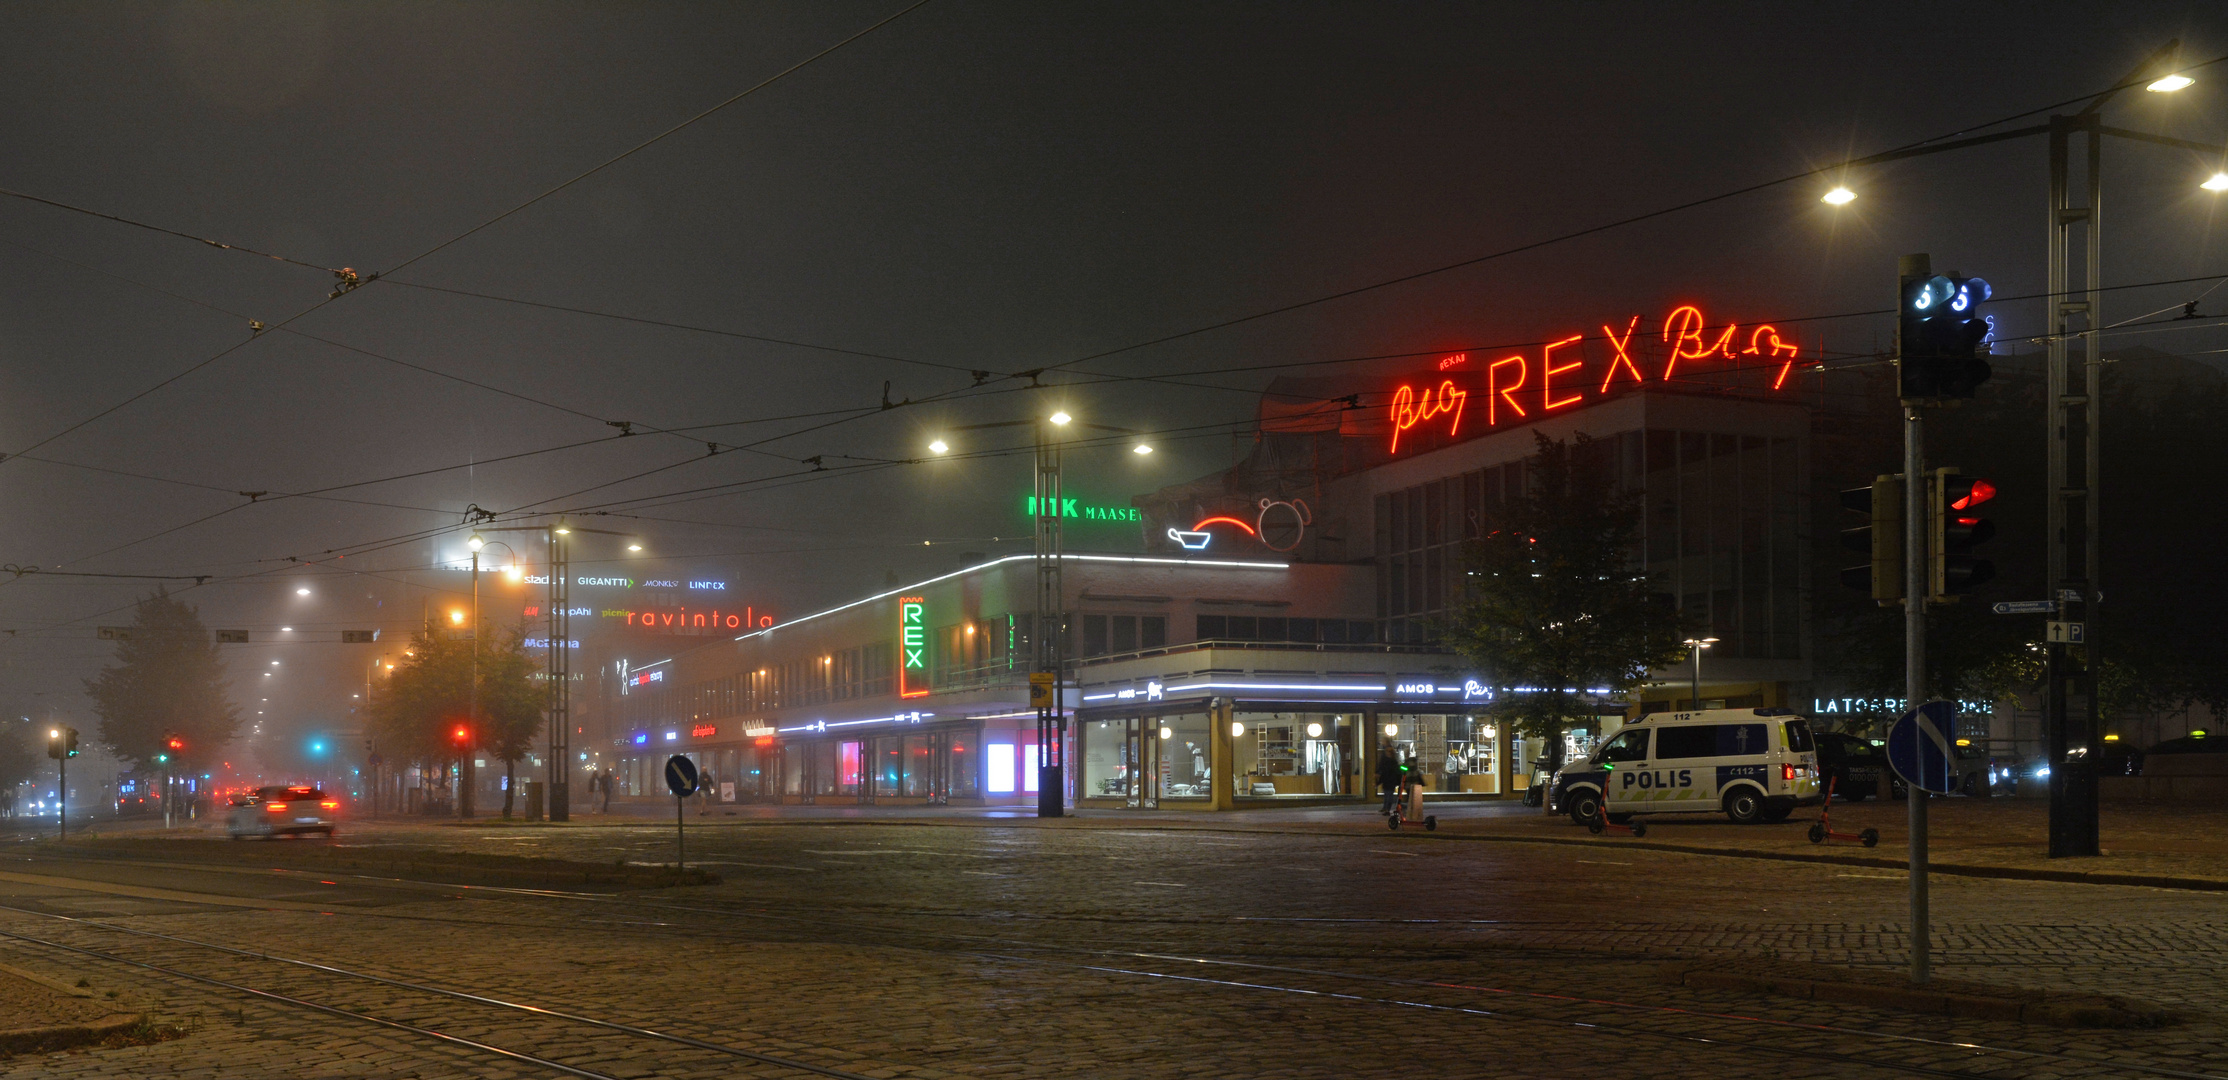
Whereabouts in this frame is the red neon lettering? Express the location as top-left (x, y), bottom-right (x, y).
top-left (661, 613), bottom-right (674, 626)
top-left (693, 614), bottom-right (706, 627)
top-left (1387, 380), bottom-right (1466, 453)
top-left (1661, 305), bottom-right (1705, 380)
top-left (1744, 325), bottom-right (1801, 390)
top-left (1438, 352), bottom-right (1469, 371)
top-left (1193, 515), bottom-right (1258, 536)
top-left (726, 615), bottom-right (740, 628)
top-left (625, 612), bottom-right (636, 625)
top-left (1541, 335), bottom-right (1584, 411)
top-left (1486, 356), bottom-right (1528, 425)
top-left (760, 615), bottom-right (772, 627)
top-left (1599, 316), bottom-right (1643, 393)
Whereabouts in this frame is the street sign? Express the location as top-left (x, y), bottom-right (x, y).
top-left (341, 630), bottom-right (378, 643)
top-left (663, 754), bottom-right (700, 797)
top-left (2056, 588), bottom-right (2101, 603)
top-left (96, 626), bottom-right (131, 640)
top-left (1887, 701), bottom-right (1959, 795)
top-left (1028, 672), bottom-right (1055, 709)
top-left (1991, 600), bottom-right (2057, 614)
top-left (2046, 621), bottom-right (2086, 644)
top-left (215, 629), bottom-right (250, 643)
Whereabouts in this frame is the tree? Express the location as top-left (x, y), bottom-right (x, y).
top-left (83, 589), bottom-right (240, 770)
top-left (0, 723), bottom-right (37, 817)
top-left (368, 620), bottom-right (543, 817)
top-left (1444, 432), bottom-right (1689, 782)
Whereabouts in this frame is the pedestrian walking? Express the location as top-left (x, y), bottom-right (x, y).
top-left (1377, 750), bottom-right (1404, 815)
top-left (600, 770), bottom-right (613, 814)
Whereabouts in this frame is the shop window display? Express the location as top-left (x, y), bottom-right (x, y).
top-left (1082, 719), bottom-right (1132, 796)
top-left (1233, 713), bottom-right (1356, 796)
top-left (1159, 713), bottom-right (1212, 798)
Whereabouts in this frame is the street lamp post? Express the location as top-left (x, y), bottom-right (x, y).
top-left (929, 409), bottom-right (1149, 818)
top-left (465, 532), bottom-right (483, 820)
top-left (1682, 637), bottom-right (1718, 711)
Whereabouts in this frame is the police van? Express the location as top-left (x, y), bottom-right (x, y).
top-left (1550, 709), bottom-right (1821, 826)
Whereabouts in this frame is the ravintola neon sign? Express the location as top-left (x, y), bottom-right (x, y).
top-left (898, 596), bottom-right (928, 699)
top-left (1387, 304), bottom-right (1802, 454)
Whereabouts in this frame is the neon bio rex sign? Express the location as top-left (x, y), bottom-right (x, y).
top-left (898, 596), bottom-right (928, 699)
top-left (1386, 303), bottom-right (1803, 454)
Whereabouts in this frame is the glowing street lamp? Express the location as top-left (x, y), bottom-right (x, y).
top-left (1048, 410), bottom-right (1071, 426)
top-left (1682, 637), bottom-right (1719, 710)
top-left (2203, 173), bottom-right (2228, 192)
top-left (1132, 443), bottom-right (1153, 455)
top-left (927, 439), bottom-right (949, 454)
top-left (2146, 73), bottom-right (2194, 92)
top-left (1822, 186), bottom-right (1856, 205)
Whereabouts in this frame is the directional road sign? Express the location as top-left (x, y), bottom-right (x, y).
top-left (663, 754), bottom-right (700, 797)
top-left (1887, 700), bottom-right (1959, 795)
top-left (1991, 600), bottom-right (2057, 615)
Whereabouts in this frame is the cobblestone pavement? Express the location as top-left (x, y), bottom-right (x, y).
top-left (2, 816), bottom-right (2224, 1079)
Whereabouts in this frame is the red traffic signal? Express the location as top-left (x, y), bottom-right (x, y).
top-left (452, 725), bottom-right (470, 745)
top-left (166, 736), bottom-right (185, 752)
top-left (1929, 469), bottom-right (1998, 601)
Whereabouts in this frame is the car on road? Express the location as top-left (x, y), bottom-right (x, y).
top-left (1813, 732), bottom-right (1892, 800)
top-left (1550, 708), bottom-right (1822, 825)
top-left (226, 785), bottom-right (337, 840)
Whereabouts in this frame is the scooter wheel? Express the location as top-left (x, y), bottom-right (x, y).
top-left (1586, 817), bottom-right (1605, 835)
top-left (1861, 828), bottom-right (1880, 848)
top-left (1808, 823), bottom-right (1826, 844)
top-left (1388, 816), bottom-right (1400, 831)
top-left (1629, 821), bottom-right (1647, 838)
top-left (1424, 817), bottom-right (1437, 831)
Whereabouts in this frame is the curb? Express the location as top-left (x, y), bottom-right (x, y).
top-left (1655, 961), bottom-right (2185, 1028)
top-left (0, 1014), bottom-right (143, 1057)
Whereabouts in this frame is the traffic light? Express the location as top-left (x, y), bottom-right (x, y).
top-left (452, 725), bottom-right (471, 748)
top-left (47, 728), bottom-right (63, 760)
top-left (1928, 468), bottom-right (1997, 601)
top-left (1898, 272), bottom-right (1994, 401)
top-left (1838, 474), bottom-right (1904, 604)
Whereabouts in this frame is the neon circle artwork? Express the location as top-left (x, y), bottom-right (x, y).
top-left (1254, 498), bottom-right (1312, 553)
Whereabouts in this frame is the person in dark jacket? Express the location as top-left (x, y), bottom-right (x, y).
top-left (1377, 751), bottom-right (1405, 814)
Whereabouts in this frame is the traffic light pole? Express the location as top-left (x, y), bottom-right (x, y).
top-left (57, 749), bottom-right (67, 843)
top-left (2044, 113), bottom-right (2103, 858)
top-left (1903, 401), bottom-right (1930, 985)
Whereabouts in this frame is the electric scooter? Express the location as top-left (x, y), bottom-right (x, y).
top-left (1807, 777), bottom-right (1880, 847)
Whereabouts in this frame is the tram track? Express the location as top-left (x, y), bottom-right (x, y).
top-left (0, 901), bottom-right (920, 1080)
top-left (8, 854), bottom-right (2223, 1080)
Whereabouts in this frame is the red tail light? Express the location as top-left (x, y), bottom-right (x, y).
top-left (1780, 764), bottom-right (1797, 782)
top-left (264, 802), bottom-right (289, 812)
top-left (320, 801), bottom-right (337, 810)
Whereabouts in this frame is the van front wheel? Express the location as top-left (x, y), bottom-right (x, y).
top-left (1567, 791), bottom-right (1601, 827)
top-left (1723, 789), bottom-right (1766, 824)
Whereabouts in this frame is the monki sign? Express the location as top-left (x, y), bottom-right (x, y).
top-left (1386, 302), bottom-right (1804, 455)
top-left (1021, 495), bottom-right (1142, 524)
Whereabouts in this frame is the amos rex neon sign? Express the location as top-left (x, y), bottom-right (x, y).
top-left (1388, 304), bottom-right (1803, 455)
top-left (898, 596), bottom-right (928, 699)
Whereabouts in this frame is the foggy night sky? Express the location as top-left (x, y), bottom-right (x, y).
top-left (0, 3), bottom-right (2222, 751)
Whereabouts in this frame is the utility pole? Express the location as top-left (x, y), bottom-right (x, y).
top-left (463, 537), bottom-right (480, 820)
top-left (1034, 419), bottom-right (1066, 817)
top-left (1898, 253), bottom-right (1932, 985)
top-left (2044, 111), bottom-right (2104, 858)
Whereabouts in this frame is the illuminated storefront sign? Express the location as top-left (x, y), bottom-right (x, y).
top-left (898, 597), bottom-right (928, 698)
top-left (613, 606), bottom-right (774, 633)
top-left (1387, 303), bottom-right (1802, 455)
top-left (522, 638), bottom-right (582, 650)
top-left (631, 669), bottom-right (665, 687)
top-left (1022, 496), bottom-right (1143, 523)
top-left (690, 724), bottom-right (718, 738)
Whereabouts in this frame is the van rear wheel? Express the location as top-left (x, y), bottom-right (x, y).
top-left (1723, 789), bottom-right (1766, 824)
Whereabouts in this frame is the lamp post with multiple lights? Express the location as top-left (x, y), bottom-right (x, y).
top-left (928, 409), bottom-right (1152, 816)
top-left (1818, 42), bottom-right (2222, 870)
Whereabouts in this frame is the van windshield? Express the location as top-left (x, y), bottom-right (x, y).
top-left (1782, 720), bottom-right (1815, 753)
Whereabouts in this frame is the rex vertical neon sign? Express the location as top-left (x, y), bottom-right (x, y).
top-left (898, 596), bottom-right (929, 698)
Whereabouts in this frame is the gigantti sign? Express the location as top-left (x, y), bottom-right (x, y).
top-left (1384, 303), bottom-right (1804, 456)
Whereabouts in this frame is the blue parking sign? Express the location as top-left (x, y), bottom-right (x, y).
top-left (1887, 701), bottom-right (1958, 795)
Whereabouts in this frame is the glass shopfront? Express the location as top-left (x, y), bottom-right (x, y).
top-left (1382, 713), bottom-right (1502, 793)
top-left (1233, 713), bottom-right (1360, 797)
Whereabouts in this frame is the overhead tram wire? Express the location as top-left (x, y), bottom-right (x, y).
top-left (1033, 53), bottom-right (2228, 378)
top-left (0, 186), bottom-right (341, 273)
top-left (0, 1), bottom-right (933, 469)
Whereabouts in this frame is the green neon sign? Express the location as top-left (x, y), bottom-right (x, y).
top-left (899, 597), bottom-right (927, 698)
top-left (1022, 496), bottom-right (1142, 524)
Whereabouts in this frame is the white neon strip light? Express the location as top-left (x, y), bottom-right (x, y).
top-left (774, 711), bottom-right (936, 734)
top-left (734, 552), bottom-right (1288, 642)
top-left (1161, 681), bottom-right (1387, 694)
